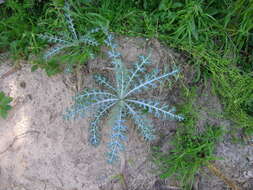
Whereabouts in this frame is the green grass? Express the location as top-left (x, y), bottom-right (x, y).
top-left (153, 124), bottom-right (222, 189)
top-left (0, 0), bottom-right (48, 58)
top-left (0, 0), bottom-right (252, 187)
top-left (153, 87), bottom-right (223, 189)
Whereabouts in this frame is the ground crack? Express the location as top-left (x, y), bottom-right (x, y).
top-left (0, 130), bottom-right (40, 156)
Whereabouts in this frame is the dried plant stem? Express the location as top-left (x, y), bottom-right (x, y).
top-left (207, 163), bottom-right (241, 190)
top-left (75, 66), bottom-right (83, 91)
top-left (0, 130), bottom-right (40, 156)
top-left (0, 64), bottom-right (22, 79)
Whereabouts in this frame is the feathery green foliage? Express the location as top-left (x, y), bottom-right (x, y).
top-left (65, 34), bottom-right (183, 163)
top-left (153, 87), bottom-right (223, 189)
top-left (154, 124), bottom-right (222, 190)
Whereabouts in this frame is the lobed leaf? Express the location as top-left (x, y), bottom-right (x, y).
top-left (93, 74), bottom-right (117, 92)
top-left (126, 99), bottom-right (184, 121)
top-left (124, 54), bottom-right (152, 92)
top-left (124, 69), bottom-right (179, 97)
top-left (124, 102), bottom-right (155, 141)
top-left (38, 34), bottom-right (70, 44)
top-left (79, 35), bottom-right (99, 46)
top-left (64, 3), bottom-right (78, 40)
top-left (89, 102), bottom-right (116, 146)
top-left (107, 107), bottom-right (127, 163)
top-left (44, 44), bottom-right (71, 60)
top-left (0, 92), bottom-right (12, 119)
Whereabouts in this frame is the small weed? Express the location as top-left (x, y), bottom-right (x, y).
top-left (65, 34), bottom-right (183, 163)
top-left (153, 124), bottom-right (223, 189)
top-left (0, 92), bottom-right (13, 119)
top-left (38, 2), bottom-right (102, 74)
top-left (153, 87), bottom-right (223, 189)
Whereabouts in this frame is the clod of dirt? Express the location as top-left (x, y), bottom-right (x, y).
top-left (19, 81), bottom-right (26, 89)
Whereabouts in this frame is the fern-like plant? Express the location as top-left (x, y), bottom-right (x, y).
top-left (38, 2), bottom-right (99, 60)
top-left (65, 34), bottom-right (183, 163)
